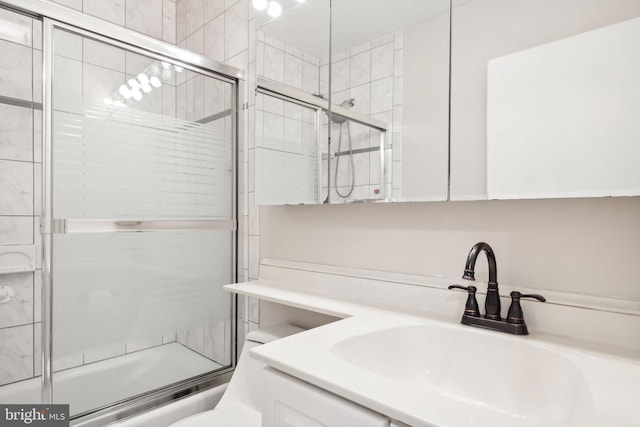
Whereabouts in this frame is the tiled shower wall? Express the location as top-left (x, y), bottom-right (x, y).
top-left (1, 0), bottom-right (257, 386)
top-left (320, 32), bottom-right (404, 201)
top-left (0, 9), bottom-right (42, 387)
top-left (174, 0), bottom-right (254, 346)
top-left (254, 32), bottom-right (321, 205)
top-left (50, 0), bottom-right (177, 44)
top-left (0, 0), bottom-right (179, 386)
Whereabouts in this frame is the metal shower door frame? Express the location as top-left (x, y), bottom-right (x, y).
top-left (0, 0), bottom-right (250, 421)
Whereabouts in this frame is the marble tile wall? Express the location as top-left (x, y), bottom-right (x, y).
top-left (319, 31), bottom-right (404, 202)
top-left (176, 0), bottom-right (253, 356)
top-left (254, 31), bottom-right (321, 205)
top-left (50, 0), bottom-right (177, 44)
top-left (1, 0), bottom-right (246, 387)
top-left (0, 7), bottom-right (41, 388)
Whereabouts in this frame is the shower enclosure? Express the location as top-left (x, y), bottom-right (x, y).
top-left (254, 77), bottom-right (389, 205)
top-left (0, 1), bottom-right (240, 424)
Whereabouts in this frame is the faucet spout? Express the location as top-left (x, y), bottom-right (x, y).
top-left (462, 242), bottom-right (501, 320)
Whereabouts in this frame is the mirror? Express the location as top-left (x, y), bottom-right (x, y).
top-left (254, 0), bottom-right (330, 205)
top-left (450, 0), bottom-right (640, 201)
top-left (326, 0), bottom-right (450, 203)
top-left (254, 0), bottom-right (451, 204)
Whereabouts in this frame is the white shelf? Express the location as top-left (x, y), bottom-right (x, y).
top-left (0, 245), bottom-right (36, 275)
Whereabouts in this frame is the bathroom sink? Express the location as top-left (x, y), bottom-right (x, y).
top-left (253, 313), bottom-right (640, 427)
top-left (330, 323), bottom-right (595, 425)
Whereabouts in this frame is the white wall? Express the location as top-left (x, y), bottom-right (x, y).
top-left (261, 197), bottom-right (640, 302)
top-left (450, 0), bottom-right (640, 199)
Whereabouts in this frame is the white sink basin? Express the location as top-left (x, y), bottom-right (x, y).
top-left (330, 322), bottom-right (638, 426)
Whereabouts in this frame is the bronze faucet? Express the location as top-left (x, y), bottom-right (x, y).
top-left (461, 242), bottom-right (501, 320)
top-left (448, 242), bottom-right (546, 335)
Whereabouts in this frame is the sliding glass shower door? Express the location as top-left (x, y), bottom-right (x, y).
top-left (46, 23), bottom-right (236, 417)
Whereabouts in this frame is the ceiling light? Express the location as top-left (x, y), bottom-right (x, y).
top-left (103, 98), bottom-right (113, 105)
top-left (132, 90), bottom-right (143, 101)
top-left (149, 76), bottom-right (162, 88)
top-left (267, 1), bottom-right (282, 17)
top-left (128, 78), bottom-right (140, 90)
top-left (141, 83), bottom-right (152, 94)
top-left (119, 85), bottom-right (132, 99)
top-left (252, 0), bottom-right (268, 11)
top-left (137, 73), bottom-right (149, 84)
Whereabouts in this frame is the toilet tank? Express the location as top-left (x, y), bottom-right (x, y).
top-left (220, 324), bottom-right (306, 411)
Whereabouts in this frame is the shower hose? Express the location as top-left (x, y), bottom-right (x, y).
top-left (334, 121), bottom-right (355, 198)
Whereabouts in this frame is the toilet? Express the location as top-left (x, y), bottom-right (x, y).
top-left (170, 324), bottom-right (305, 427)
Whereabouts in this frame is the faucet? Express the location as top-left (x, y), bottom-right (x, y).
top-left (448, 242), bottom-right (546, 335)
top-left (461, 242), bottom-right (501, 320)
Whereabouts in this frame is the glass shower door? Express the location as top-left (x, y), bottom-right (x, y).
top-left (46, 24), bottom-right (236, 417)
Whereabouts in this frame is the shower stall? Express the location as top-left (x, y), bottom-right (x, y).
top-left (0, 1), bottom-right (240, 424)
top-left (254, 77), bottom-right (389, 205)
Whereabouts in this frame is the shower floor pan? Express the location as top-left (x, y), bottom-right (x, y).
top-left (0, 342), bottom-right (225, 416)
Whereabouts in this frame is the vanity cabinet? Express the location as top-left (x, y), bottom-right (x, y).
top-left (262, 367), bottom-right (392, 427)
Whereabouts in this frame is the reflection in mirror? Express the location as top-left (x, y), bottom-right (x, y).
top-left (327, 0), bottom-right (450, 203)
top-left (254, 0), bottom-right (450, 205)
top-left (450, 0), bottom-right (640, 201)
top-left (254, 0), bottom-right (330, 205)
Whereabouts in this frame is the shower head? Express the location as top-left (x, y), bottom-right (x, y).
top-left (312, 95), bottom-right (356, 124)
top-left (339, 98), bottom-right (355, 108)
top-left (331, 98), bottom-right (355, 124)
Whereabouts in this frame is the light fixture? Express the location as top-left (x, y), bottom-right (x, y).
top-left (296, 0), bottom-right (306, 2)
top-left (103, 98), bottom-right (113, 105)
top-left (174, 65), bottom-right (184, 73)
top-left (128, 78), bottom-right (141, 91)
top-left (161, 61), bottom-right (171, 69)
top-left (132, 90), bottom-right (143, 101)
top-left (252, 0), bottom-right (268, 10)
top-left (137, 73), bottom-right (149, 85)
top-left (150, 76), bottom-right (162, 88)
top-left (141, 83), bottom-right (152, 94)
top-left (267, 1), bottom-right (282, 17)
top-left (119, 85), bottom-right (132, 99)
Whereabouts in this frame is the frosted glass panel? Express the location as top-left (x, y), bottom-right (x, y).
top-left (49, 28), bottom-right (235, 416)
top-left (52, 231), bottom-right (231, 356)
top-left (53, 106), bottom-right (231, 219)
top-left (255, 93), bottom-right (319, 204)
top-left (52, 29), bottom-right (233, 219)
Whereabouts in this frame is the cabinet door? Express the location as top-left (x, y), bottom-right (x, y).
top-left (262, 368), bottom-right (389, 427)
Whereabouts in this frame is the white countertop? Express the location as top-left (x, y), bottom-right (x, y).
top-left (225, 281), bottom-right (640, 427)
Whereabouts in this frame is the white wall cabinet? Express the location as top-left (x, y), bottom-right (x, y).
top-left (262, 367), bottom-right (391, 427)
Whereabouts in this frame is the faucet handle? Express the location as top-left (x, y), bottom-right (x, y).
top-left (506, 291), bottom-right (546, 325)
top-left (448, 285), bottom-right (480, 317)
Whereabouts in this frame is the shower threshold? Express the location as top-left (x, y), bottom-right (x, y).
top-left (0, 343), bottom-right (225, 416)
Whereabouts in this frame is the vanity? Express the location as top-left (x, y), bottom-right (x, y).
top-left (227, 259), bottom-right (640, 427)
top-left (240, 0), bottom-right (640, 425)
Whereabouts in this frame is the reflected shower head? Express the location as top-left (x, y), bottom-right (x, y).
top-left (339, 98), bottom-right (355, 108)
top-left (311, 94), bottom-right (356, 124)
